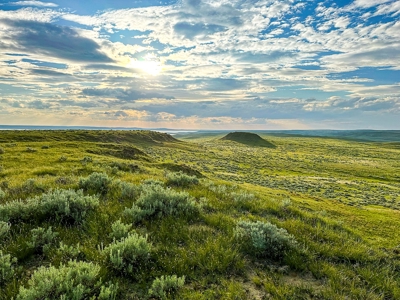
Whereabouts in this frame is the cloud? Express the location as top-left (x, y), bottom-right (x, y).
top-left (82, 88), bottom-right (174, 102)
top-left (0, 19), bottom-right (113, 63)
top-left (7, 1), bottom-right (58, 7)
top-left (173, 22), bottom-right (226, 39)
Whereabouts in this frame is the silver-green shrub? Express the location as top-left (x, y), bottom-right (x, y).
top-left (27, 226), bottom-right (58, 254)
top-left (109, 219), bottom-right (132, 240)
top-left (56, 242), bottom-right (82, 261)
top-left (0, 250), bottom-right (17, 286)
top-left (230, 191), bottom-right (255, 202)
top-left (165, 171), bottom-right (199, 187)
top-left (119, 181), bottom-right (140, 201)
top-left (124, 184), bottom-right (198, 223)
top-left (0, 221), bottom-right (11, 240)
top-left (142, 178), bottom-right (164, 186)
top-left (16, 260), bottom-right (118, 300)
top-left (148, 275), bottom-right (185, 299)
top-left (79, 172), bottom-right (112, 195)
top-left (235, 220), bottom-right (296, 259)
top-left (0, 189), bottom-right (99, 224)
top-left (0, 188), bottom-right (5, 200)
top-left (103, 233), bottom-right (151, 275)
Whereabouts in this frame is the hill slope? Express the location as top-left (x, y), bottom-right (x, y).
top-left (0, 130), bottom-right (177, 145)
top-left (221, 131), bottom-right (275, 147)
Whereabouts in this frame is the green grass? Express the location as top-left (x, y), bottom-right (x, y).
top-left (0, 129), bottom-right (399, 299)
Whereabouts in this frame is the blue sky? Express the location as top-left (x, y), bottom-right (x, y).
top-left (0, 0), bottom-right (399, 129)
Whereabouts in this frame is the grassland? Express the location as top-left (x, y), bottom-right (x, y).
top-left (0, 130), bottom-right (399, 299)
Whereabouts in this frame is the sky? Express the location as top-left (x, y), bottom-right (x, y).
top-left (0, 0), bottom-right (399, 129)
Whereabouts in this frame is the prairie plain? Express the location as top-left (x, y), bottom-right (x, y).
top-left (0, 130), bottom-right (399, 299)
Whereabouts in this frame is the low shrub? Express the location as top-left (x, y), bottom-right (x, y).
top-left (27, 226), bottom-right (58, 254)
top-left (103, 233), bottom-right (151, 275)
top-left (26, 147), bottom-right (37, 153)
top-left (0, 188), bottom-right (5, 200)
top-left (56, 242), bottom-right (82, 261)
top-left (79, 172), bottom-right (112, 195)
top-left (41, 145), bottom-right (49, 149)
top-left (142, 178), bottom-right (164, 186)
top-left (0, 221), bottom-right (11, 240)
top-left (124, 184), bottom-right (198, 223)
top-left (119, 181), bottom-right (140, 201)
top-left (148, 275), bottom-right (185, 299)
top-left (235, 220), bottom-right (296, 259)
top-left (165, 171), bottom-right (199, 187)
top-left (230, 191), bottom-right (255, 203)
top-left (0, 250), bottom-right (17, 286)
top-left (16, 260), bottom-right (118, 299)
top-left (0, 189), bottom-right (99, 224)
top-left (0, 148), bottom-right (4, 154)
top-left (109, 219), bottom-right (132, 240)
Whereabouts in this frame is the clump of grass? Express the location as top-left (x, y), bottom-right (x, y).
top-left (148, 275), bottom-right (185, 299)
top-left (166, 171), bottom-right (199, 187)
top-left (41, 145), bottom-right (49, 149)
top-left (0, 250), bottom-right (17, 286)
top-left (235, 220), bottom-right (296, 260)
top-left (109, 219), bottom-right (132, 240)
top-left (0, 148), bottom-right (4, 154)
top-left (0, 189), bottom-right (99, 224)
top-left (124, 184), bottom-right (199, 223)
top-left (79, 172), bottom-right (112, 195)
top-left (102, 232), bottom-right (151, 275)
top-left (16, 261), bottom-right (118, 299)
top-left (26, 147), bottom-right (37, 153)
top-left (27, 226), bottom-right (58, 255)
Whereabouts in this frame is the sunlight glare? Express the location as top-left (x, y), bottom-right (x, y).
top-left (126, 54), bottom-right (162, 75)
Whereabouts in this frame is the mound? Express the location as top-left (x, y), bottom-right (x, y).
top-left (221, 132), bottom-right (275, 148)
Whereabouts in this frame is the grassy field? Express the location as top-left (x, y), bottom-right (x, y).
top-left (0, 130), bottom-right (399, 299)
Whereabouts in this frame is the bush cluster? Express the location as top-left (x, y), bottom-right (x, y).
top-left (16, 260), bottom-right (118, 300)
top-left (0, 250), bottom-right (17, 286)
top-left (148, 275), bottom-right (185, 299)
top-left (235, 220), bottom-right (296, 259)
top-left (103, 232), bottom-right (151, 275)
top-left (165, 171), bottom-right (199, 187)
top-left (124, 184), bottom-right (198, 223)
top-left (79, 172), bottom-right (112, 195)
top-left (0, 189), bottom-right (99, 224)
top-left (0, 188), bottom-right (5, 200)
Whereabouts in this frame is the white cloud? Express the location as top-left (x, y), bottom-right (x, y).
top-left (8, 1), bottom-right (58, 7)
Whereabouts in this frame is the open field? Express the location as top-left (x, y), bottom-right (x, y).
top-left (1, 130), bottom-right (400, 299)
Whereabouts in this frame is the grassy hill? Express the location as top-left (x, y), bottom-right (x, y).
top-left (221, 132), bottom-right (275, 148)
top-left (0, 130), bottom-right (399, 299)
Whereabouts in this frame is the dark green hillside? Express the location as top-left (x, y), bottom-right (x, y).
top-left (221, 131), bottom-right (275, 148)
top-left (0, 130), bottom-right (177, 145)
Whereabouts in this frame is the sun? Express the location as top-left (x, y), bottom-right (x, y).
top-left (126, 53), bottom-right (162, 75)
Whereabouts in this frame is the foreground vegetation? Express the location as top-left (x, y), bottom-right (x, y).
top-left (0, 130), bottom-right (399, 299)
